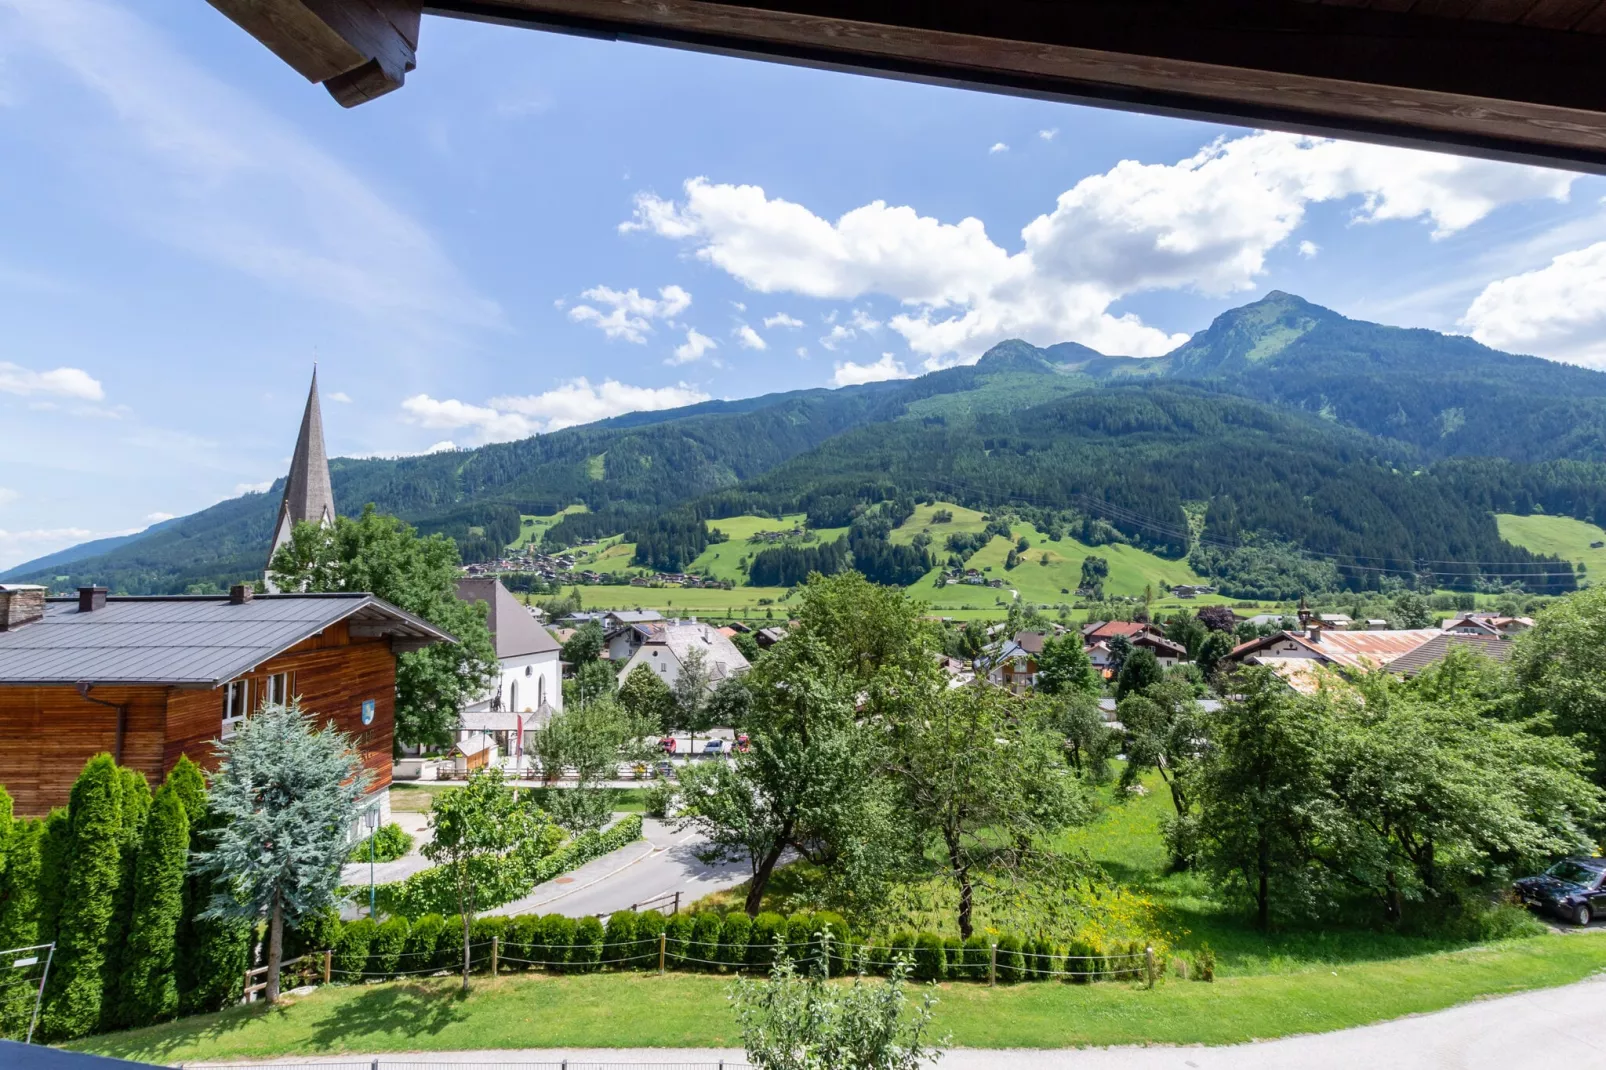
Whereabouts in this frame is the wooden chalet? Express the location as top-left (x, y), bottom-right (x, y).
top-left (0, 583), bottom-right (452, 819)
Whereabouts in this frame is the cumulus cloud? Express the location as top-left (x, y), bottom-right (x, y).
top-left (670, 327), bottom-right (718, 365)
top-left (327, 391), bottom-right (352, 403)
top-left (234, 480), bottom-right (274, 495)
top-left (819, 324), bottom-right (855, 352)
top-left (734, 324), bottom-right (767, 350)
top-left (568, 284), bottom-right (692, 343)
top-left (763, 312), bottom-right (803, 329)
top-left (833, 353), bottom-right (914, 387)
top-left (1039, 129), bottom-right (1058, 141)
top-left (0, 527), bottom-right (92, 570)
top-left (0, 362), bottom-right (104, 400)
top-left (625, 132), bottom-right (1574, 367)
top-left (424, 440), bottom-right (458, 454)
top-left (1461, 241), bottom-right (1606, 367)
top-left (1298, 240), bottom-right (1320, 258)
top-left (989, 142), bottom-right (1009, 155)
top-left (144, 511), bottom-right (174, 522)
top-left (402, 378), bottom-right (710, 444)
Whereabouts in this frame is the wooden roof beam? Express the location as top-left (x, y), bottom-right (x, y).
top-left (205, 0), bottom-right (422, 106)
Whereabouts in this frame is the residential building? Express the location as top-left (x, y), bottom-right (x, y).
top-left (617, 619), bottom-right (750, 691)
top-left (0, 584), bottom-right (452, 823)
top-left (603, 610), bottom-right (667, 661)
top-left (987, 631), bottom-right (1045, 695)
top-left (1441, 614), bottom-right (1535, 638)
top-left (1224, 625), bottom-right (1440, 694)
top-left (1387, 632), bottom-right (1517, 677)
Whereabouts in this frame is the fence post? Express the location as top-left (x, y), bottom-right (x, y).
top-left (1145, 946), bottom-right (1155, 989)
top-left (241, 967), bottom-right (252, 1003)
top-left (322, 949), bottom-right (332, 985)
top-left (659, 931), bottom-right (667, 974)
top-left (988, 943), bottom-right (997, 988)
top-left (491, 936), bottom-right (499, 976)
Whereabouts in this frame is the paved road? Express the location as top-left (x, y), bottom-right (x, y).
top-left (486, 818), bottom-right (751, 918)
top-left (178, 972), bottom-right (1606, 1068)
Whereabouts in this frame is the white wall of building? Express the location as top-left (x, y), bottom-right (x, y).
top-left (494, 649), bottom-right (562, 717)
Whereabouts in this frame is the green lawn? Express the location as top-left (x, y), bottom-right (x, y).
top-left (73, 933), bottom-right (1606, 1061)
top-left (508, 505), bottom-right (588, 551)
top-left (1496, 512), bottom-right (1606, 577)
top-left (687, 514), bottom-right (850, 585)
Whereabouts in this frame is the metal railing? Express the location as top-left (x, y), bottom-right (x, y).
top-left (0, 942), bottom-right (55, 1044)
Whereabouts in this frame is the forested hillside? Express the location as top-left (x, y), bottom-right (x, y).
top-left (10, 292), bottom-right (1605, 597)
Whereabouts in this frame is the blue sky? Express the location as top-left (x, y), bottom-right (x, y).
top-left (3, 0), bottom-right (1606, 570)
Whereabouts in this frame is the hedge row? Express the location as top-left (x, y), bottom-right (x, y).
top-left (291, 905), bottom-right (1150, 985)
top-left (347, 823), bottom-right (414, 864)
top-left (369, 814), bottom-right (644, 918)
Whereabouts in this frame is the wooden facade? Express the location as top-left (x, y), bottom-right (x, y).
top-left (0, 619), bottom-right (395, 817)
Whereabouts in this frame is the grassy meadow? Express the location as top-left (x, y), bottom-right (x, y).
top-left (1496, 512), bottom-right (1606, 577)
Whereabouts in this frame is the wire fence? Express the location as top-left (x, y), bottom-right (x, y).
top-left (0, 943), bottom-right (54, 1044)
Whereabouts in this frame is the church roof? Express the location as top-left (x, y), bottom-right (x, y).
top-left (268, 370), bottom-right (337, 569)
top-left (455, 576), bottom-right (560, 659)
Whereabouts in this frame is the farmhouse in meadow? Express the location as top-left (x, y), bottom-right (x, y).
top-left (0, 583), bottom-right (452, 821)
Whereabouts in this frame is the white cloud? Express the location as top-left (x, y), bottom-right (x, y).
top-left (144, 511), bottom-right (174, 522)
top-left (796, 347), bottom-right (809, 359)
top-left (989, 142), bottom-right (1009, 155)
top-left (833, 353), bottom-right (914, 386)
top-left (0, 362), bottom-right (104, 400)
top-left (0, 0), bottom-right (499, 335)
top-left (568, 284), bottom-right (693, 343)
top-left (764, 312), bottom-right (804, 329)
top-left (670, 327), bottom-right (718, 365)
top-left (403, 378), bottom-right (711, 444)
top-left (1298, 240), bottom-right (1320, 258)
top-left (735, 324), bottom-right (767, 350)
top-left (1461, 241), bottom-right (1606, 367)
top-left (626, 133), bottom-right (1574, 367)
top-left (1039, 129), bottom-right (1058, 141)
top-left (851, 309), bottom-right (882, 332)
top-left (0, 527), bottom-right (93, 571)
top-left (819, 324), bottom-right (855, 352)
top-left (424, 440), bottom-right (459, 454)
top-left (327, 391), bottom-right (352, 403)
top-left (234, 480), bottom-right (274, 495)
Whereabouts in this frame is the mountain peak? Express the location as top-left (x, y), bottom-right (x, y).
top-left (1167, 291), bottom-right (1339, 372)
top-left (974, 339), bottom-right (1058, 373)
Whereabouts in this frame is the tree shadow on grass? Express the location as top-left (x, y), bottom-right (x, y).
top-left (72, 1001), bottom-right (295, 1062)
top-left (304, 983), bottom-right (473, 1051)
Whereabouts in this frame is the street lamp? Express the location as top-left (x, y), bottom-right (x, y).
top-left (364, 807), bottom-right (380, 918)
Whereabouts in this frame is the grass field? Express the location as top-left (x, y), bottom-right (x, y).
top-left (686, 514), bottom-right (851, 584)
top-left (73, 932), bottom-right (1606, 1061)
top-left (1496, 513), bottom-right (1606, 578)
top-left (509, 505), bottom-right (588, 551)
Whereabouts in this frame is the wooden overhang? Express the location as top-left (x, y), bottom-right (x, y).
top-left (207, 0), bottom-right (1606, 172)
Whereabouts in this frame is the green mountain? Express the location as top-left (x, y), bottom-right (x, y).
top-left (10, 292), bottom-right (1605, 598)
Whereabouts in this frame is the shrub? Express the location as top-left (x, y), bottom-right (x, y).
top-left (942, 936), bottom-right (964, 975)
top-left (1026, 939), bottom-right (1058, 981)
top-left (405, 914), bottom-right (446, 974)
top-left (720, 912), bottom-right (752, 971)
top-left (635, 910), bottom-right (667, 967)
top-left (540, 914), bottom-right (575, 971)
top-left (437, 915), bottom-right (466, 972)
top-left (40, 754), bottom-right (126, 1041)
top-left (642, 781), bottom-right (677, 819)
top-left (604, 911), bottom-right (638, 967)
top-left (1191, 943), bottom-right (1215, 982)
top-left (471, 916), bottom-right (509, 972)
top-left (348, 822), bottom-right (415, 864)
top-left (885, 931), bottom-right (915, 977)
top-left (1063, 936), bottom-right (1098, 984)
top-left (961, 935), bottom-right (990, 981)
top-left (994, 934), bottom-right (1024, 983)
top-left (369, 917), bottom-right (410, 978)
top-left (571, 916), bottom-right (604, 972)
top-left (665, 913), bottom-right (695, 967)
top-left (912, 933), bottom-right (946, 981)
top-left (335, 918), bottom-right (376, 979)
top-left (507, 914), bottom-right (543, 970)
top-left (813, 911), bottom-right (849, 976)
top-left (785, 911), bottom-right (815, 963)
top-left (748, 912), bottom-right (786, 968)
top-left (691, 912), bottom-right (722, 972)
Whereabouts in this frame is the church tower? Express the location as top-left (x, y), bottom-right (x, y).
top-left (266, 369), bottom-right (337, 579)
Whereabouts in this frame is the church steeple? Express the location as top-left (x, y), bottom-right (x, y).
top-left (267, 368), bottom-right (337, 574)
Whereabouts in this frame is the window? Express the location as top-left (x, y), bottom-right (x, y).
top-left (263, 672), bottom-right (290, 707)
top-left (221, 679), bottom-right (250, 737)
top-left (510, 680), bottom-right (519, 712)
top-left (537, 676), bottom-right (545, 706)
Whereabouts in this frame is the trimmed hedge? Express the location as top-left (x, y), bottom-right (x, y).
top-left (348, 823), bottom-right (414, 864)
top-left (572, 916), bottom-right (604, 972)
top-left (369, 916), bottom-right (410, 978)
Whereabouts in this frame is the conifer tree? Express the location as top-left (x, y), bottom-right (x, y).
top-left (100, 768), bottom-right (151, 1030)
top-left (0, 784), bottom-right (12, 880)
top-left (118, 780), bottom-right (190, 1027)
top-left (32, 808), bottom-right (71, 947)
top-left (0, 817), bottom-right (44, 1037)
top-left (40, 754), bottom-right (125, 1041)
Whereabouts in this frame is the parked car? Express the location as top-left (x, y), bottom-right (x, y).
top-left (735, 733), bottom-right (751, 753)
top-left (1514, 858), bottom-right (1606, 925)
top-left (654, 760), bottom-right (676, 780)
top-left (658, 735), bottom-right (677, 754)
top-left (701, 739), bottom-right (727, 758)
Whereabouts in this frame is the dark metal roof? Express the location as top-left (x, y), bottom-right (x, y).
top-left (456, 576), bottom-right (559, 659)
top-left (1387, 631), bottom-right (1516, 677)
top-left (0, 593), bottom-right (454, 688)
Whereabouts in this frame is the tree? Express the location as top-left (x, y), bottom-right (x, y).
top-left (118, 776), bottom-right (190, 1027)
top-left (885, 682), bottom-right (1088, 938)
top-left (100, 767), bottom-right (151, 1031)
top-left (193, 701), bottom-right (369, 1004)
top-left (39, 754), bottom-right (126, 1041)
top-left (618, 663), bottom-right (675, 729)
top-left (1079, 556), bottom-right (1109, 595)
top-left (169, 758), bottom-right (250, 1017)
top-left (1046, 691), bottom-right (1118, 783)
top-left (1164, 610), bottom-right (1207, 660)
top-left (420, 768), bottom-right (549, 988)
top-left (560, 620), bottom-right (604, 666)
top-left (1196, 630), bottom-right (1237, 680)
top-left (269, 505), bottom-right (497, 750)
top-left (1391, 590), bottom-right (1433, 629)
top-left (1035, 634), bottom-right (1100, 695)
top-left (706, 673), bottom-right (754, 730)
top-left (566, 657), bottom-right (616, 710)
top-left (529, 699), bottom-right (649, 832)
top-left (1115, 647), bottom-right (1163, 699)
top-left (1105, 633), bottom-right (1133, 676)
top-left (1118, 678), bottom-right (1207, 866)
top-left (732, 946), bottom-right (945, 1070)
top-left (1197, 605), bottom-right (1238, 632)
top-left (670, 647), bottom-right (714, 753)
top-left (1193, 668), bottom-right (1331, 928)
top-left (1511, 585), bottom-right (1606, 786)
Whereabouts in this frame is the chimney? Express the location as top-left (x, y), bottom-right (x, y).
top-left (0, 584), bottom-right (47, 631)
top-left (229, 584), bottom-right (255, 605)
top-left (78, 586), bottom-right (108, 613)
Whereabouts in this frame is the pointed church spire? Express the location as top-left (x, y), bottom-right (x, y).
top-left (267, 368), bottom-right (337, 574)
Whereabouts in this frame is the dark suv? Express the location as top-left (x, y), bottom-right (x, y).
top-left (1514, 858), bottom-right (1606, 926)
